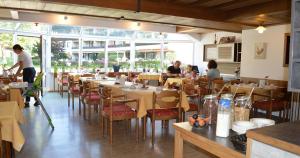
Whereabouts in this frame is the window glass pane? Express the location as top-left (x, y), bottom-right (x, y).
top-left (164, 42), bottom-right (194, 70)
top-left (108, 41), bottom-right (130, 48)
top-left (0, 21), bottom-right (17, 30)
top-left (17, 23), bottom-right (48, 33)
top-left (135, 42), bottom-right (161, 72)
top-left (52, 25), bottom-right (80, 35)
top-left (136, 31), bottom-right (153, 39)
top-left (108, 51), bottom-right (130, 72)
top-left (0, 33), bottom-right (14, 73)
top-left (82, 27), bottom-right (107, 36)
top-left (81, 40), bottom-right (105, 72)
top-left (17, 36), bottom-right (41, 72)
top-left (51, 38), bottom-right (79, 72)
top-left (109, 29), bottom-right (134, 38)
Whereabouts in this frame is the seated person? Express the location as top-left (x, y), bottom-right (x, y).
top-left (207, 60), bottom-right (220, 80)
top-left (184, 65), bottom-right (193, 78)
top-left (167, 61), bottom-right (181, 77)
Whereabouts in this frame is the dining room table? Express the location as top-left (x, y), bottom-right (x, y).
top-left (137, 73), bottom-right (163, 83)
top-left (164, 77), bottom-right (191, 87)
top-left (230, 84), bottom-right (286, 101)
top-left (0, 101), bottom-right (26, 154)
top-left (90, 79), bottom-right (191, 118)
top-left (0, 81), bottom-right (25, 109)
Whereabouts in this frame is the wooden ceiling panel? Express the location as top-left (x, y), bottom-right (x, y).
top-left (0, 0), bottom-right (291, 33)
top-left (213, 0), bottom-right (273, 10)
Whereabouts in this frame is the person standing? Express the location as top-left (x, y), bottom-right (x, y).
top-left (6, 44), bottom-right (38, 107)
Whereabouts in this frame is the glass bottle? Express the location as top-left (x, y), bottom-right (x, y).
top-left (203, 94), bottom-right (218, 124)
top-left (234, 96), bottom-right (251, 121)
top-left (216, 95), bottom-right (232, 137)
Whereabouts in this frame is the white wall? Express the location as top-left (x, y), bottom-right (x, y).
top-left (193, 31), bottom-right (242, 74)
top-left (241, 24), bottom-right (290, 81)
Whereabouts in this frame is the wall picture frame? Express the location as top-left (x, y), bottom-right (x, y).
top-left (254, 42), bottom-right (267, 59)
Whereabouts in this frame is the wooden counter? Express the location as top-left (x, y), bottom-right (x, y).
top-left (246, 121), bottom-right (300, 157)
top-left (173, 122), bottom-right (245, 158)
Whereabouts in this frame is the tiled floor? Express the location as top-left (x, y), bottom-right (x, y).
top-left (16, 92), bottom-right (213, 158)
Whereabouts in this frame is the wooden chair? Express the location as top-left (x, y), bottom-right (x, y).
top-left (0, 89), bottom-right (8, 102)
top-left (77, 74), bottom-right (95, 115)
top-left (57, 72), bottom-right (69, 98)
top-left (252, 88), bottom-right (290, 122)
top-left (211, 79), bottom-right (227, 94)
top-left (68, 75), bottom-right (80, 110)
top-left (144, 90), bottom-right (182, 146)
top-left (81, 73), bottom-right (95, 78)
top-left (83, 81), bottom-right (100, 121)
top-left (99, 86), bottom-right (139, 144)
top-left (182, 82), bottom-right (200, 120)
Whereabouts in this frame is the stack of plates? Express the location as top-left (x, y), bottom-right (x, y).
top-left (232, 121), bottom-right (257, 134)
top-left (250, 118), bottom-right (275, 128)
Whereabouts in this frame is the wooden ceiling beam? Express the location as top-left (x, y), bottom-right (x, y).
top-left (42, 0), bottom-right (227, 21)
top-left (225, 0), bottom-right (291, 20)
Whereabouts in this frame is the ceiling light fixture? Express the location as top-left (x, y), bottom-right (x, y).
top-left (10, 10), bottom-right (19, 19)
top-left (256, 25), bottom-right (266, 34)
top-left (64, 16), bottom-right (68, 21)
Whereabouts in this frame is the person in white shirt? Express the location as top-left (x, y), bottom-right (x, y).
top-left (6, 44), bottom-right (38, 107)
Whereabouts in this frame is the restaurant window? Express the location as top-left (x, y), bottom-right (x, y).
top-left (17, 23), bottom-right (48, 34)
top-left (0, 21), bottom-right (17, 30)
top-left (164, 42), bottom-right (194, 68)
top-left (135, 42), bottom-right (161, 72)
top-left (81, 40), bottom-right (106, 72)
top-left (136, 31), bottom-right (153, 39)
top-left (51, 25), bottom-right (81, 35)
top-left (82, 27), bottom-right (107, 36)
top-left (108, 50), bottom-right (130, 72)
top-left (107, 40), bottom-right (130, 72)
top-left (51, 37), bottom-right (79, 72)
top-left (109, 29), bottom-right (134, 38)
top-left (0, 33), bottom-right (14, 73)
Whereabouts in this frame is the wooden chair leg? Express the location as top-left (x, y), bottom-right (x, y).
top-left (110, 119), bottom-right (113, 144)
top-left (143, 117), bottom-right (147, 140)
top-left (151, 119), bottom-right (155, 147)
top-left (88, 105), bottom-right (92, 121)
top-left (136, 118), bottom-right (139, 142)
top-left (72, 94), bottom-right (75, 110)
top-left (79, 97), bottom-right (81, 115)
top-left (83, 102), bottom-right (86, 120)
top-left (68, 92), bottom-right (70, 107)
top-left (182, 112), bottom-right (186, 122)
top-left (101, 116), bottom-right (105, 138)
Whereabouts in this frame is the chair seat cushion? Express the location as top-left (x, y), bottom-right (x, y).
top-left (188, 103), bottom-right (198, 111)
top-left (147, 109), bottom-right (179, 118)
top-left (85, 94), bottom-right (100, 102)
top-left (70, 87), bottom-right (80, 94)
top-left (253, 100), bottom-right (288, 111)
top-left (81, 92), bottom-right (98, 97)
top-left (103, 105), bottom-right (136, 117)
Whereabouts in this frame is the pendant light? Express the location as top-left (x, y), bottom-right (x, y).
top-left (256, 25), bottom-right (266, 34)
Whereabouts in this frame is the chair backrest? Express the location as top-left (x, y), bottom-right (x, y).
top-left (182, 82), bottom-right (197, 96)
top-left (153, 90), bottom-right (181, 109)
top-left (212, 79), bottom-right (225, 93)
top-left (68, 75), bottom-right (79, 89)
top-left (98, 86), bottom-right (112, 107)
top-left (32, 72), bottom-right (44, 90)
top-left (81, 74), bottom-right (95, 77)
